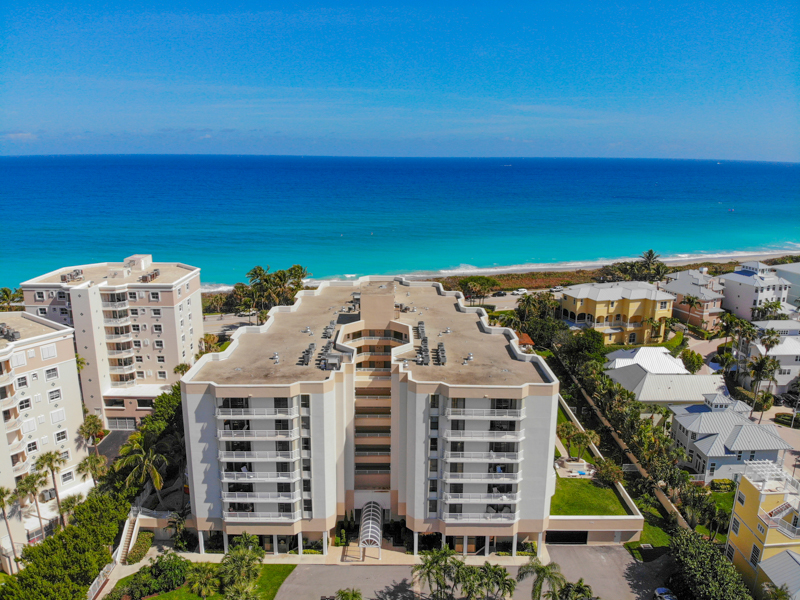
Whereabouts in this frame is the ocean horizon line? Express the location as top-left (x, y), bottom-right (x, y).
top-left (197, 244), bottom-right (800, 293)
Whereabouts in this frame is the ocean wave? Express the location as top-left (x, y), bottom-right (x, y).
top-left (200, 284), bottom-right (235, 293)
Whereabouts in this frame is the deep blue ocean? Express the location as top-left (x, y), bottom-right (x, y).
top-left (1, 156), bottom-right (798, 289)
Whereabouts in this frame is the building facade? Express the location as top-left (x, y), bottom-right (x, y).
top-left (182, 277), bottom-right (569, 556)
top-left (558, 281), bottom-right (674, 345)
top-left (661, 268), bottom-right (726, 329)
top-left (0, 312), bottom-right (92, 572)
top-left (20, 255), bottom-right (203, 429)
top-left (726, 461), bottom-right (800, 593)
top-left (719, 262), bottom-right (795, 322)
top-left (744, 335), bottom-right (800, 396)
top-left (773, 263), bottom-right (800, 308)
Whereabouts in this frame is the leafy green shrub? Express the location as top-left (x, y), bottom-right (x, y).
top-left (731, 386), bottom-right (755, 403)
top-left (670, 529), bottom-right (750, 600)
top-left (126, 530), bottom-right (154, 564)
top-left (496, 551), bottom-right (536, 556)
top-left (687, 324), bottom-right (715, 340)
top-left (595, 458), bottom-right (624, 487)
top-left (710, 479), bottom-right (735, 492)
top-left (119, 551), bottom-right (191, 600)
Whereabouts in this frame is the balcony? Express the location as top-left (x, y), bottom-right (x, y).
top-left (563, 318), bottom-right (644, 330)
top-left (102, 301), bottom-right (129, 309)
top-left (217, 428), bottom-right (300, 441)
top-left (442, 430), bottom-right (524, 442)
top-left (759, 508), bottom-right (800, 538)
top-left (442, 472), bottom-right (521, 483)
top-left (216, 407), bottom-right (298, 418)
top-left (445, 408), bottom-right (525, 420)
top-left (223, 511), bottom-right (301, 522)
top-left (354, 432), bottom-right (391, 439)
top-left (12, 459), bottom-right (30, 474)
top-left (218, 450), bottom-right (299, 462)
top-left (109, 364), bottom-right (136, 374)
top-left (104, 317), bottom-right (131, 326)
top-left (444, 451), bottom-right (523, 463)
top-left (220, 471), bottom-right (301, 483)
top-left (107, 348), bottom-right (135, 357)
top-left (221, 491), bottom-right (301, 502)
top-left (443, 492), bottom-right (520, 503)
top-left (0, 393), bottom-right (19, 409)
top-left (440, 511), bottom-right (519, 522)
top-left (355, 450), bottom-right (391, 456)
top-left (4, 418), bottom-right (23, 432)
top-left (0, 369), bottom-right (15, 386)
top-left (110, 380), bottom-right (137, 388)
top-left (106, 333), bottom-right (133, 342)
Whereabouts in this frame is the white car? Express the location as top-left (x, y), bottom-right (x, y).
top-left (511, 288), bottom-right (528, 296)
top-left (550, 285), bottom-right (564, 292)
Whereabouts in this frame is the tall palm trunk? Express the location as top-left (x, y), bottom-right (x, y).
top-left (50, 469), bottom-right (64, 527)
top-left (2, 507), bottom-right (18, 572)
top-left (32, 495), bottom-right (45, 541)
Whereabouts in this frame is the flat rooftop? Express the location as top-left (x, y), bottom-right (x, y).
top-left (25, 262), bottom-right (197, 287)
top-left (0, 312), bottom-right (65, 351)
top-left (191, 280), bottom-right (550, 387)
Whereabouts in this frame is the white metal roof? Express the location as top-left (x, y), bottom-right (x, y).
top-left (359, 501), bottom-right (383, 549)
top-left (606, 365), bottom-right (727, 403)
top-left (674, 411), bottom-right (791, 457)
top-left (759, 550), bottom-right (800, 599)
top-left (561, 281), bottom-right (674, 302)
top-left (604, 346), bottom-right (688, 374)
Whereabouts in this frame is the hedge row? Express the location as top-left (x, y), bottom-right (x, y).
top-left (126, 530), bottom-right (154, 564)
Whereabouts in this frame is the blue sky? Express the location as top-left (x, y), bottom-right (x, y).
top-left (1, 1), bottom-right (797, 159)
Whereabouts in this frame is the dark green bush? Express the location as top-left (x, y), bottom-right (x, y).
top-left (710, 479), bottom-right (735, 492)
top-left (731, 386), bottom-right (755, 403)
top-left (126, 530), bottom-right (154, 564)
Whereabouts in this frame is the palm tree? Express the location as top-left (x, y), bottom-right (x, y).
top-left (74, 353), bottom-right (87, 373)
top-left (34, 451), bottom-right (68, 527)
top-left (557, 579), bottom-right (597, 600)
top-left (77, 453), bottom-right (107, 485)
top-left (59, 493), bottom-right (84, 525)
top-left (717, 352), bottom-right (736, 377)
top-left (756, 391), bottom-right (776, 424)
top-left (761, 328), bottom-right (781, 356)
top-left (219, 545), bottom-right (262, 587)
top-left (556, 422), bottom-right (578, 457)
top-left (762, 582), bottom-right (791, 600)
top-left (639, 249), bottom-right (661, 274)
top-left (200, 333), bottom-right (220, 354)
top-left (0, 288), bottom-right (22, 312)
top-left (173, 363), bottom-right (191, 375)
top-left (572, 430), bottom-right (599, 460)
top-left (186, 562), bottom-right (220, 599)
top-left (78, 414), bottom-right (104, 456)
top-left (748, 355), bottom-right (773, 415)
top-left (412, 547), bottom-right (460, 600)
top-left (16, 472), bottom-right (48, 541)
top-left (479, 562), bottom-right (516, 600)
top-left (517, 557), bottom-right (566, 600)
top-left (680, 294), bottom-right (702, 327)
top-left (0, 487), bottom-right (19, 571)
top-left (258, 309), bottom-right (269, 325)
top-left (454, 564), bottom-right (483, 600)
top-left (335, 588), bottom-right (363, 600)
top-left (114, 432), bottom-right (169, 507)
top-left (650, 262), bottom-right (670, 283)
top-left (223, 578), bottom-right (258, 600)
top-left (720, 312), bottom-right (738, 349)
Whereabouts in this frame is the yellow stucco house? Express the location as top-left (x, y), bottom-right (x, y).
top-left (726, 461), bottom-right (800, 597)
top-left (558, 281), bottom-right (674, 345)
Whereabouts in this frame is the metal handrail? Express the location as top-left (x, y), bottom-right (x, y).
top-left (355, 451), bottom-right (391, 456)
top-left (101, 301), bottom-right (129, 309)
top-left (440, 512), bottom-right (519, 522)
top-left (444, 451), bottom-right (523, 461)
top-left (222, 511), bottom-right (301, 521)
top-left (110, 380), bottom-right (137, 388)
top-left (443, 492), bottom-right (520, 502)
top-left (442, 472), bottom-right (521, 481)
top-left (445, 408), bottom-right (525, 418)
top-left (354, 413), bottom-right (391, 419)
top-left (355, 469), bottom-right (391, 474)
top-left (216, 407), bottom-right (298, 417)
top-left (107, 348), bottom-right (135, 356)
top-left (217, 428), bottom-right (300, 439)
top-left (218, 450), bottom-right (299, 461)
top-left (443, 430), bottom-right (524, 440)
top-left (354, 432), bottom-right (391, 437)
top-left (4, 418), bottom-right (23, 432)
top-left (221, 491), bottom-right (300, 501)
top-left (106, 333), bottom-right (133, 341)
top-left (220, 471), bottom-right (300, 481)
top-left (759, 509), bottom-right (800, 538)
top-left (104, 318), bottom-right (131, 326)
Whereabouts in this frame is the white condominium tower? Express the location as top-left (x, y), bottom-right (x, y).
top-left (182, 278), bottom-right (560, 556)
top-left (21, 255), bottom-right (202, 429)
top-left (0, 312), bottom-right (91, 572)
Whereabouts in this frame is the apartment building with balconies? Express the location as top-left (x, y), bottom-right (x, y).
top-left (558, 281), bottom-right (674, 345)
top-left (661, 267), bottom-right (726, 330)
top-left (719, 262), bottom-right (796, 321)
top-left (0, 312), bottom-right (91, 572)
top-left (726, 461), bottom-right (800, 593)
top-left (20, 255), bottom-right (202, 429)
top-left (182, 277), bottom-right (566, 557)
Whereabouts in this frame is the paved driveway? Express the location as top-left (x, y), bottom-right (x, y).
top-left (96, 430), bottom-right (130, 462)
top-left (274, 547), bottom-right (674, 600)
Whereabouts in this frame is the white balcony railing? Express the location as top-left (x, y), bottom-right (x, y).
top-left (355, 469), bottom-right (391, 474)
top-left (220, 471), bottom-right (300, 482)
top-left (759, 509), bottom-right (800, 538)
top-left (354, 432), bottom-right (391, 438)
top-left (218, 450), bottom-right (299, 462)
top-left (107, 348), bottom-right (135, 356)
top-left (356, 368), bottom-right (391, 372)
top-left (12, 459), bottom-right (30, 474)
top-left (4, 418), bottom-right (23, 432)
top-left (443, 492), bottom-right (520, 503)
top-left (440, 512), bottom-right (519, 522)
top-left (444, 451), bottom-right (523, 462)
top-left (445, 408), bottom-right (525, 419)
top-left (0, 369), bottom-right (15, 386)
top-left (354, 413), bottom-right (391, 419)
top-left (109, 364), bottom-right (136, 374)
top-left (355, 451), bottom-right (391, 456)
top-left (217, 428), bottom-right (300, 440)
top-left (110, 380), bottom-right (137, 388)
top-left (106, 333), bottom-right (133, 341)
top-left (101, 301), bottom-right (129, 309)
top-left (442, 430), bottom-right (524, 441)
top-left (104, 317), bottom-right (131, 326)
top-left (442, 472), bottom-right (521, 482)
top-left (223, 511), bottom-right (301, 522)
top-left (221, 491), bottom-right (300, 502)
top-left (0, 393), bottom-right (19, 409)
top-left (216, 407), bottom-right (298, 418)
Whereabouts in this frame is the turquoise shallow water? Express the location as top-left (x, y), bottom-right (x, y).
top-left (1, 156), bottom-right (798, 288)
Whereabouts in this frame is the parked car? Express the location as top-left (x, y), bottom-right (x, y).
top-left (653, 588), bottom-right (678, 600)
top-left (492, 291), bottom-right (507, 297)
top-left (511, 288), bottom-right (528, 296)
top-left (550, 285), bottom-right (564, 292)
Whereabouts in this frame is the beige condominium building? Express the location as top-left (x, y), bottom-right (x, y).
top-left (20, 255), bottom-right (202, 430)
top-left (182, 277), bottom-right (565, 557)
top-left (0, 312), bottom-right (91, 572)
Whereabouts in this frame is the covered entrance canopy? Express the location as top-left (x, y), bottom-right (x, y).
top-left (358, 501), bottom-right (383, 560)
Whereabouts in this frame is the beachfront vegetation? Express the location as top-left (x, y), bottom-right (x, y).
top-left (668, 529), bottom-right (751, 600)
top-left (0, 287), bottom-right (23, 311)
top-left (550, 478), bottom-right (628, 516)
top-left (202, 264), bottom-right (310, 316)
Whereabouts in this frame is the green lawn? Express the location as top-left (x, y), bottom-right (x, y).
top-left (625, 506), bottom-right (672, 562)
top-left (556, 405), bottom-right (595, 464)
top-left (710, 490), bottom-right (735, 514)
top-left (550, 477), bottom-right (630, 516)
top-left (109, 564), bottom-right (295, 600)
top-left (218, 341), bottom-right (232, 351)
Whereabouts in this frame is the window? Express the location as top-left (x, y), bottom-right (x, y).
top-left (731, 518), bottom-right (740, 534)
top-left (131, 324), bottom-right (141, 332)
top-left (157, 371), bottom-right (167, 380)
top-left (750, 545), bottom-right (760, 566)
top-left (186, 283), bottom-right (190, 291)
top-left (16, 376), bottom-right (28, 389)
top-left (136, 399), bottom-right (154, 409)
top-left (726, 545), bottom-right (735, 561)
top-left (429, 438), bottom-right (438, 452)
top-left (181, 334), bottom-right (185, 343)
top-left (153, 324), bottom-right (162, 333)
top-left (430, 394), bottom-right (439, 409)
top-left (60, 450), bottom-right (69, 460)
top-left (177, 287), bottom-right (182, 297)
top-left (749, 451), bottom-right (756, 461)
top-left (22, 418), bottom-right (36, 434)
top-left (35, 291), bottom-right (45, 301)
top-left (55, 430), bottom-right (68, 443)
top-left (60, 308), bottom-right (69, 315)
top-left (18, 398), bottom-right (31, 411)
top-left (48, 389), bottom-right (61, 403)
top-left (45, 367), bottom-right (58, 381)
top-left (429, 459), bottom-right (438, 473)
top-left (10, 352), bottom-right (26, 368)
top-left (27, 441), bottom-right (38, 453)
top-left (428, 480), bottom-right (437, 493)
top-left (37, 307), bottom-right (47, 316)
top-left (130, 308), bottom-right (139, 316)
top-left (136, 371), bottom-right (145, 379)
top-left (430, 416), bottom-right (439, 430)
top-left (157, 356), bottom-right (165, 363)
top-left (154, 341), bottom-right (164, 349)
top-left (737, 491), bottom-right (746, 506)
top-left (152, 309), bottom-right (162, 317)
top-left (149, 292), bottom-right (160, 302)
top-left (50, 408), bottom-right (66, 424)
top-left (135, 355), bottom-right (143, 363)
top-left (133, 340), bottom-right (142, 348)
top-left (180, 319), bottom-right (184, 328)
top-left (736, 451), bottom-right (743, 461)
top-left (128, 292), bottom-right (137, 301)
top-left (757, 523), bottom-right (766, 535)
top-left (61, 471), bottom-right (74, 484)
top-left (428, 500), bottom-right (438, 514)
top-left (660, 301), bottom-right (668, 309)
top-left (40, 344), bottom-right (57, 360)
